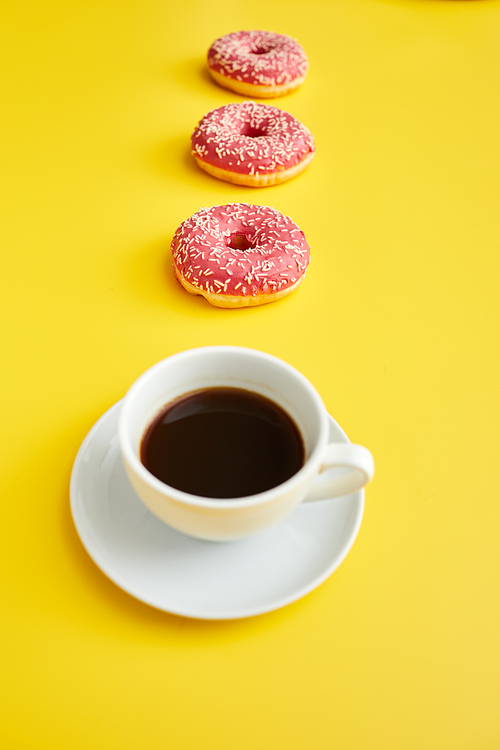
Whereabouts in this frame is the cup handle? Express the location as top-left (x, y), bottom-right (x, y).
top-left (302, 444), bottom-right (375, 503)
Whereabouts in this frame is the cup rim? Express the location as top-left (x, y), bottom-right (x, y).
top-left (118, 346), bottom-right (330, 509)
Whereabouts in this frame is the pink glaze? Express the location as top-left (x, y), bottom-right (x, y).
top-left (207, 31), bottom-right (308, 88)
top-left (171, 204), bottom-right (310, 298)
top-left (191, 101), bottom-right (315, 177)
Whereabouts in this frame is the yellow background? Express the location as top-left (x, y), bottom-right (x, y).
top-left (1, 0), bottom-right (499, 747)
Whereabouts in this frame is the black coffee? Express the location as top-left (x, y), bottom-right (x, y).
top-left (140, 387), bottom-right (304, 499)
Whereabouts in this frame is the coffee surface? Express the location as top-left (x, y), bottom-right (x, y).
top-left (140, 387), bottom-right (304, 498)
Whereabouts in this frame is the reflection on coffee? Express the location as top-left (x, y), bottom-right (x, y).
top-left (140, 387), bottom-right (305, 499)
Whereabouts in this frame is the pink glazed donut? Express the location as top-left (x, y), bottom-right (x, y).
top-left (171, 203), bottom-right (310, 308)
top-left (191, 101), bottom-right (315, 187)
top-left (207, 30), bottom-right (309, 98)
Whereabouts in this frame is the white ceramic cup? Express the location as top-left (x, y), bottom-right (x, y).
top-left (119, 346), bottom-right (374, 542)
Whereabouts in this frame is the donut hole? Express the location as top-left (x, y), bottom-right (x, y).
top-left (240, 123), bottom-right (267, 139)
top-left (245, 39), bottom-right (276, 56)
top-left (228, 233), bottom-right (255, 252)
top-left (251, 45), bottom-right (270, 55)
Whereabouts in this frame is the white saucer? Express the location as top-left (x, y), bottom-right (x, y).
top-left (70, 401), bottom-right (364, 620)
